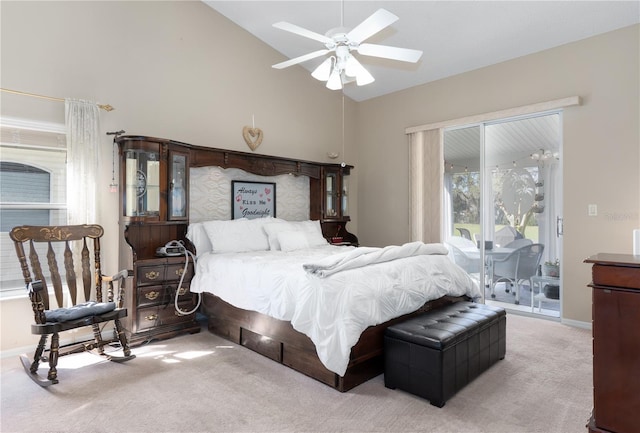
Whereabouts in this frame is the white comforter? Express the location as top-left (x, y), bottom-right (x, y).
top-left (190, 242), bottom-right (481, 376)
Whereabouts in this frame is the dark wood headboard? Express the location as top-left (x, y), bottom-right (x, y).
top-left (117, 135), bottom-right (357, 244)
top-left (190, 144), bottom-right (324, 179)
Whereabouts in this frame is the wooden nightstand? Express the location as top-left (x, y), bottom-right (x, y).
top-left (130, 255), bottom-right (200, 342)
top-left (584, 253), bottom-right (640, 433)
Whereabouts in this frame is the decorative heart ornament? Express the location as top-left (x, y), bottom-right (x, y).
top-left (242, 126), bottom-right (263, 151)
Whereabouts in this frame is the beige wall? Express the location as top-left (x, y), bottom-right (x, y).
top-left (0, 1), bottom-right (356, 353)
top-left (355, 24), bottom-right (640, 324)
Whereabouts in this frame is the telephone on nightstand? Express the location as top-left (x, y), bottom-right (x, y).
top-left (156, 240), bottom-right (186, 257)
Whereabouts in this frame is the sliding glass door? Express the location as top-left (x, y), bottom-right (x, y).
top-left (443, 112), bottom-right (562, 318)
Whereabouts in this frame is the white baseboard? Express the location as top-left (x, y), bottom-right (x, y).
top-left (561, 317), bottom-right (592, 330)
top-left (1, 344), bottom-right (34, 360)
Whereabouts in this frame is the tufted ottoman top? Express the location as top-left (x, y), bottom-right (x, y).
top-left (385, 302), bottom-right (505, 350)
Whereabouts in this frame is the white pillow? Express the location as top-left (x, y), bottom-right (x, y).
top-left (263, 219), bottom-right (289, 250)
top-left (277, 230), bottom-right (312, 252)
top-left (202, 218), bottom-right (271, 253)
top-left (186, 222), bottom-right (213, 256)
top-left (265, 220), bottom-right (327, 251)
top-left (297, 220), bottom-right (328, 247)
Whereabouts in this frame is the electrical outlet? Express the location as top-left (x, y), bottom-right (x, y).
top-left (588, 204), bottom-right (598, 216)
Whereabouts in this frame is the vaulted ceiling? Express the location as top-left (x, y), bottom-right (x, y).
top-left (204, 1), bottom-right (639, 102)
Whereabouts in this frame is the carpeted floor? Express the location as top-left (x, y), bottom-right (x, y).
top-left (1, 313), bottom-right (592, 433)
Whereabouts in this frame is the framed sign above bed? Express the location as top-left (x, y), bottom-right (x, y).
top-left (232, 180), bottom-right (276, 219)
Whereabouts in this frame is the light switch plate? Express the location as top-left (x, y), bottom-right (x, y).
top-left (588, 204), bottom-right (598, 216)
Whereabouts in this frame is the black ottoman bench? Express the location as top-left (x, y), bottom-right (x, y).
top-left (384, 301), bottom-right (506, 407)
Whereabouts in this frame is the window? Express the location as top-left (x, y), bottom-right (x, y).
top-left (0, 118), bottom-right (67, 292)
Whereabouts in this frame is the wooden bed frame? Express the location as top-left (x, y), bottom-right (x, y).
top-left (201, 292), bottom-right (467, 392)
top-left (184, 141), bottom-right (468, 392)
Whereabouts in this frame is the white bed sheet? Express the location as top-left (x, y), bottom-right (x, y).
top-left (190, 243), bottom-right (481, 376)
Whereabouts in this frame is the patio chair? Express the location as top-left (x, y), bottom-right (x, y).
top-left (9, 224), bottom-right (135, 386)
top-left (456, 227), bottom-right (472, 240)
top-left (504, 238), bottom-right (533, 249)
top-left (491, 243), bottom-right (544, 304)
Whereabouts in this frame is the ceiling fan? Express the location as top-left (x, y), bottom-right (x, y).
top-left (272, 8), bottom-right (423, 90)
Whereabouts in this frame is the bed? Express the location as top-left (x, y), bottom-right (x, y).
top-left (187, 217), bottom-right (481, 391)
top-left (183, 144), bottom-right (480, 391)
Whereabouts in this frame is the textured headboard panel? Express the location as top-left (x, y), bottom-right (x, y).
top-left (189, 166), bottom-right (310, 223)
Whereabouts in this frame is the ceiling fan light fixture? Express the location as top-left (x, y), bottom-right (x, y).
top-left (344, 54), bottom-right (358, 77)
top-left (355, 69), bottom-right (375, 86)
top-left (326, 67), bottom-right (343, 90)
top-left (311, 57), bottom-right (334, 81)
top-left (345, 54), bottom-right (375, 86)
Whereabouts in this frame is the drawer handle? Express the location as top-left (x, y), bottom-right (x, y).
top-left (175, 268), bottom-right (184, 276)
top-left (145, 314), bottom-right (158, 321)
top-left (178, 287), bottom-right (188, 296)
top-left (145, 291), bottom-right (160, 301)
top-left (145, 271), bottom-right (160, 280)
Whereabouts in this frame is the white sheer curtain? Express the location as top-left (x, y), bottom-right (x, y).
top-left (65, 99), bottom-right (100, 225)
top-left (409, 128), bottom-right (444, 243)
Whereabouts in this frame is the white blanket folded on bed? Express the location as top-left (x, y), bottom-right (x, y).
top-left (302, 241), bottom-right (449, 278)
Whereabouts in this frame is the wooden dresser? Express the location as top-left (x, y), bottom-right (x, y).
top-left (584, 253), bottom-right (640, 433)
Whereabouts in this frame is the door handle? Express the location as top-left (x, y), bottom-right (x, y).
top-left (557, 216), bottom-right (563, 237)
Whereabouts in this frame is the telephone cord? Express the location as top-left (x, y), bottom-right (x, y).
top-left (174, 245), bottom-right (201, 316)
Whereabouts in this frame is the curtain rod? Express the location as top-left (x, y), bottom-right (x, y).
top-left (0, 88), bottom-right (114, 112)
top-left (405, 96), bottom-right (581, 134)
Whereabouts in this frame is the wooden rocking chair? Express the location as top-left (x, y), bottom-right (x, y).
top-left (9, 224), bottom-right (135, 386)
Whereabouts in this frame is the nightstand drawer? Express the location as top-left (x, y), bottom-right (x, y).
top-left (137, 283), bottom-right (192, 308)
top-left (136, 303), bottom-right (195, 330)
top-left (175, 283), bottom-right (192, 299)
top-left (165, 263), bottom-right (194, 282)
top-left (137, 263), bottom-right (194, 285)
top-left (138, 285), bottom-right (166, 308)
top-left (137, 265), bottom-right (166, 285)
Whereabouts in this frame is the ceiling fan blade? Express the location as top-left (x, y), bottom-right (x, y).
top-left (357, 43), bottom-right (423, 63)
top-left (272, 49), bottom-right (331, 69)
top-left (346, 9), bottom-right (398, 44)
top-left (273, 21), bottom-right (334, 45)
